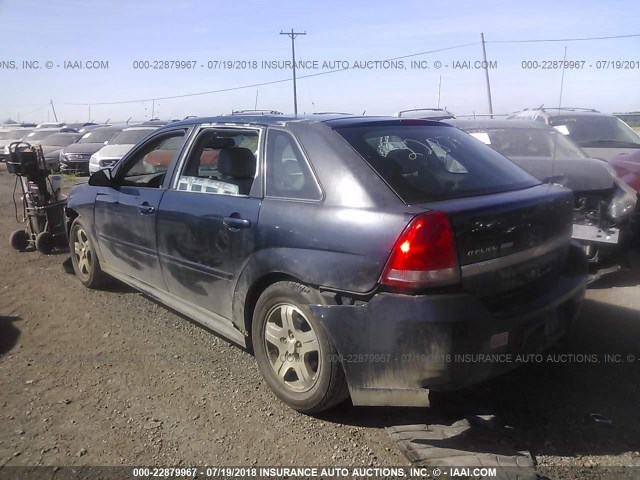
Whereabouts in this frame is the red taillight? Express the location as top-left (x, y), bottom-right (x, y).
top-left (380, 211), bottom-right (460, 288)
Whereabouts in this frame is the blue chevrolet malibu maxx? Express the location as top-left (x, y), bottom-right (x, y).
top-left (66, 114), bottom-right (587, 413)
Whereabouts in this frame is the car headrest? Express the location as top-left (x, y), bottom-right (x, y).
top-left (218, 147), bottom-right (256, 178)
top-left (206, 137), bottom-right (235, 149)
top-left (387, 149), bottom-right (418, 174)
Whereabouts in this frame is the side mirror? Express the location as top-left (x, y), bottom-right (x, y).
top-left (88, 168), bottom-right (114, 187)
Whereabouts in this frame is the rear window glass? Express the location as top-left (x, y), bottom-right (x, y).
top-left (466, 127), bottom-right (587, 159)
top-left (548, 115), bottom-right (640, 146)
top-left (111, 129), bottom-right (154, 145)
top-left (335, 125), bottom-right (538, 204)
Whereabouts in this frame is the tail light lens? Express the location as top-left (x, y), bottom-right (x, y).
top-left (380, 211), bottom-right (460, 288)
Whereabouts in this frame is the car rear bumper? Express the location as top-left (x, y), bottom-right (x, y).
top-left (574, 223), bottom-right (634, 281)
top-left (309, 243), bottom-right (587, 407)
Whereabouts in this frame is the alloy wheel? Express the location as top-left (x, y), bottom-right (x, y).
top-left (73, 227), bottom-right (93, 278)
top-left (263, 303), bottom-right (321, 392)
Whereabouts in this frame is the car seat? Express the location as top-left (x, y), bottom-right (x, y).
top-left (217, 147), bottom-right (256, 195)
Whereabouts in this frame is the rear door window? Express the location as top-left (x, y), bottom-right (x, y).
top-left (335, 124), bottom-right (538, 204)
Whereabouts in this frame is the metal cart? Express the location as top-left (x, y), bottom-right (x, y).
top-left (7, 142), bottom-right (68, 254)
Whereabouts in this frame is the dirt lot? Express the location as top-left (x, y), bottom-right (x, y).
top-left (0, 166), bottom-right (639, 478)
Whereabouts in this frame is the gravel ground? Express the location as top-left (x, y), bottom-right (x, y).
top-left (0, 165), bottom-right (639, 478)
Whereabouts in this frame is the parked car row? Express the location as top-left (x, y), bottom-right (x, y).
top-left (0, 122), bottom-right (101, 164)
top-left (0, 120), bottom-right (178, 174)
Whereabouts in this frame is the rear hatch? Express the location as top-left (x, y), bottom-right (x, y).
top-left (421, 184), bottom-right (573, 297)
top-left (332, 121), bottom-right (574, 297)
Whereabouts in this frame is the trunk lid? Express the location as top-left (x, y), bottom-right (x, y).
top-left (415, 184), bottom-right (574, 296)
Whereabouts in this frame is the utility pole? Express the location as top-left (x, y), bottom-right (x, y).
top-left (480, 33), bottom-right (494, 118)
top-left (254, 90), bottom-right (259, 110)
top-left (50, 99), bottom-right (59, 122)
top-left (557, 46), bottom-right (568, 109)
top-left (551, 46), bottom-right (569, 174)
top-left (151, 99), bottom-right (155, 119)
top-left (437, 76), bottom-right (442, 108)
top-left (280, 29), bottom-right (306, 115)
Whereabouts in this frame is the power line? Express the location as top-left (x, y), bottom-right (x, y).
top-left (0, 102), bottom-right (47, 107)
top-left (57, 42), bottom-right (479, 106)
top-left (16, 104), bottom-right (49, 116)
top-left (489, 33), bottom-right (640, 43)
top-left (385, 42), bottom-right (479, 61)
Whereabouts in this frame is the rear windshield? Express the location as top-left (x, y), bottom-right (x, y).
top-left (25, 130), bottom-right (58, 141)
top-left (40, 134), bottom-right (78, 146)
top-left (549, 115), bottom-right (640, 147)
top-left (335, 124), bottom-right (538, 204)
top-left (110, 129), bottom-right (154, 145)
top-left (78, 129), bottom-right (120, 143)
top-left (466, 127), bottom-right (587, 159)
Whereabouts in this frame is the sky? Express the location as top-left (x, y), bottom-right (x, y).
top-left (1, 0), bottom-right (639, 123)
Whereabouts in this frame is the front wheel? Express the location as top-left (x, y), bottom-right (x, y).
top-left (69, 219), bottom-right (108, 288)
top-left (252, 281), bottom-right (349, 413)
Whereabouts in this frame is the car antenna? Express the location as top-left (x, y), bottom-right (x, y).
top-left (362, 110), bottom-right (366, 115)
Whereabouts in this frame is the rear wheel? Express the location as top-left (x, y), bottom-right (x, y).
top-left (69, 219), bottom-right (108, 288)
top-left (9, 230), bottom-right (30, 251)
top-left (35, 231), bottom-right (54, 254)
top-left (252, 281), bottom-right (349, 413)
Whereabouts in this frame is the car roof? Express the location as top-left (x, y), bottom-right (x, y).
top-left (44, 132), bottom-right (82, 138)
top-left (515, 108), bottom-right (610, 118)
top-left (396, 108), bottom-right (455, 119)
top-left (446, 118), bottom-right (553, 130)
top-left (121, 126), bottom-right (159, 131)
top-left (158, 114), bottom-right (451, 130)
top-left (82, 125), bottom-right (122, 132)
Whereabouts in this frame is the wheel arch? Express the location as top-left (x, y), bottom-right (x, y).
top-left (239, 271), bottom-right (303, 346)
top-left (65, 207), bottom-right (79, 236)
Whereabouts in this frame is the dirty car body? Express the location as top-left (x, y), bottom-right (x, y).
top-left (448, 119), bottom-right (637, 279)
top-left (66, 115), bottom-right (587, 409)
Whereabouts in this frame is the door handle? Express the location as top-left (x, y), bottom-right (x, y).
top-left (139, 202), bottom-right (155, 215)
top-left (223, 214), bottom-right (251, 229)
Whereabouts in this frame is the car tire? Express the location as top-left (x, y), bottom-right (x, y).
top-left (69, 219), bottom-right (108, 288)
top-left (35, 231), bottom-right (54, 254)
top-left (252, 281), bottom-right (349, 414)
top-left (9, 229), bottom-right (30, 251)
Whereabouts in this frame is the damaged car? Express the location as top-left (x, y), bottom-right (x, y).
top-left (509, 107), bottom-right (640, 161)
top-left (447, 119), bottom-right (637, 280)
top-left (66, 115), bottom-right (587, 413)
